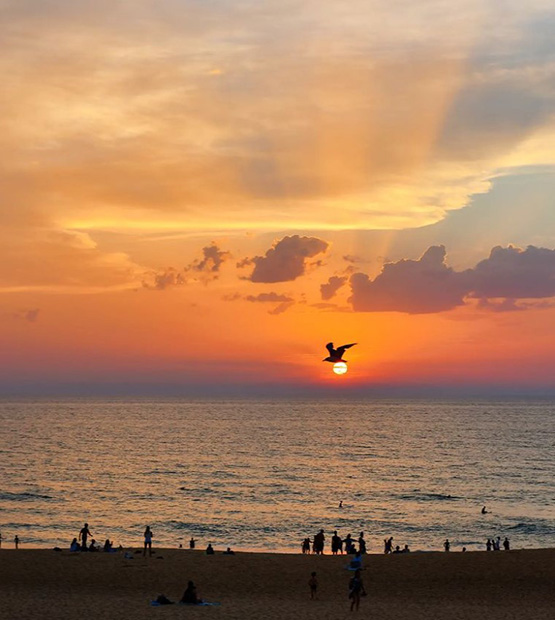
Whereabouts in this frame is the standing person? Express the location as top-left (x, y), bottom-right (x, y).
top-left (486, 539), bottom-right (492, 551)
top-left (14, 535), bottom-right (19, 549)
top-left (143, 526), bottom-right (153, 557)
top-left (503, 537), bottom-right (510, 551)
top-left (0, 531), bottom-right (2, 548)
top-left (301, 537), bottom-right (311, 554)
top-left (495, 536), bottom-right (501, 551)
top-left (444, 539), bottom-right (450, 552)
top-left (358, 532), bottom-right (367, 554)
top-left (384, 537), bottom-right (393, 554)
top-left (313, 529), bottom-right (325, 555)
top-left (308, 571), bottom-right (318, 599)
top-left (331, 531), bottom-right (342, 555)
top-left (79, 523), bottom-right (92, 551)
top-left (189, 537), bottom-right (195, 549)
top-left (348, 569), bottom-right (366, 612)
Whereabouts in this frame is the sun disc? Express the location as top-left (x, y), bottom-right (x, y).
top-left (333, 362), bottom-right (348, 375)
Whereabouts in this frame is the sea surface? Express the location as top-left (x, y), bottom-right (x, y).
top-left (0, 398), bottom-right (553, 553)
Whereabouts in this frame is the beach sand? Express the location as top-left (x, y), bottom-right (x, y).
top-left (0, 548), bottom-right (553, 619)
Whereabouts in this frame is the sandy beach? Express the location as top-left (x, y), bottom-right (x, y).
top-left (1, 548), bottom-right (553, 619)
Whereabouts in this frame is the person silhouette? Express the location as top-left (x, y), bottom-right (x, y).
top-left (79, 523), bottom-right (91, 551)
top-left (503, 537), bottom-right (510, 551)
top-left (14, 535), bottom-right (19, 549)
top-left (339, 500), bottom-right (343, 508)
top-left (308, 571), bottom-right (318, 599)
top-left (444, 539), bottom-right (450, 552)
top-left (189, 537), bottom-right (196, 549)
top-left (481, 506), bottom-right (488, 514)
top-left (358, 532), bottom-right (367, 554)
top-left (348, 569), bottom-right (366, 612)
top-left (143, 526), bottom-right (153, 557)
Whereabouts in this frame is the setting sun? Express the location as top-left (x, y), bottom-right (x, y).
top-left (333, 362), bottom-right (348, 375)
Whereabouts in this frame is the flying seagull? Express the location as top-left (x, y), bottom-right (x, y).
top-left (323, 342), bottom-right (357, 363)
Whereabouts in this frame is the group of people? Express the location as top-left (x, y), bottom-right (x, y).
top-left (487, 537), bottom-right (510, 551)
top-left (302, 530), bottom-right (368, 555)
top-left (383, 537), bottom-right (410, 554)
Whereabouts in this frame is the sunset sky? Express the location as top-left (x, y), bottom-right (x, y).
top-left (1, 0), bottom-right (554, 395)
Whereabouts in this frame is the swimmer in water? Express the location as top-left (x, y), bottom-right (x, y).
top-left (481, 506), bottom-right (488, 514)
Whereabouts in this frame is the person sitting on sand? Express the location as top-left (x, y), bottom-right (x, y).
top-left (344, 533), bottom-right (356, 554)
top-left (223, 547), bottom-right (235, 555)
top-left (88, 539), bottom-right (99, 552)
top-left (180, 580), bottom-right (203, 604)
top-left (206, 543), bottom-right (214, 555)
top-left (308, 571), bottom-right (318, 599)
top-left (144, 526), bottom-right (153, 557)
top-left (348, 569), bottom-right (367, 612)
top-left (402, 544), bottom-right (410, 553)
top-left (70, 538), bottom-right (80, 552)
top-left (103, 539), bottom-right (113, 552)
top-left (393, 545), bottom-right (402, 554)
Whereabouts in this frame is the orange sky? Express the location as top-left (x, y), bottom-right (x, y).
top-left (1, 1), bottom-right (554, 395)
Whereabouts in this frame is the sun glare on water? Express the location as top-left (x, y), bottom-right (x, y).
top-left (333, 362), bottom-right (348, 375)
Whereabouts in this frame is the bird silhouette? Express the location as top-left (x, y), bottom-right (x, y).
top-left (323, 342), bottom-right (357, 363)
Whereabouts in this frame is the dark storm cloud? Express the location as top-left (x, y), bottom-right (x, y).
top-left (243, 235), bottom-right (328, 283)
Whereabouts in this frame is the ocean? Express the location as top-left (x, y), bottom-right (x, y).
top-left (0, 398), bottom-right (553, 553)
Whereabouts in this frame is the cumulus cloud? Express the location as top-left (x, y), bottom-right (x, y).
top-left (144, 242), bottom-right (230, 289)
top-left (468, 245), bottom-right (555, 299)
top-left (144, 268), bottom-right (187, 291)
top-left (350, 246), bottom-right (467, 313)
top-left (320, 276), bottom-right (347, 300)
top-left (349, 244), bottom-right (555, 313)
top-left (188, 244), bottom-right (231, 277)
top-left (243, 235), bottom-right (328, 283)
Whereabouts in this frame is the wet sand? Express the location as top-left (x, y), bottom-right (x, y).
top-left (1, 548), bottom-right (553, 619)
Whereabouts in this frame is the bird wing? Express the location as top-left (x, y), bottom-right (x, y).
top-left (336, 343), bottom-right (357, 355)
top-left (325, 342), bottom-right (335, 355)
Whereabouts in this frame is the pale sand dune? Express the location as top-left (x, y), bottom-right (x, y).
top-left (0, 548), bottom-right (553, 619)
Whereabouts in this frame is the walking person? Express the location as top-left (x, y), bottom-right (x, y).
top-left (143, 526), bottom-right (153, 557)
top-left (348, 569), bottom-right (367, 612)
top-left (308, 571), bottom-right (318, 599)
